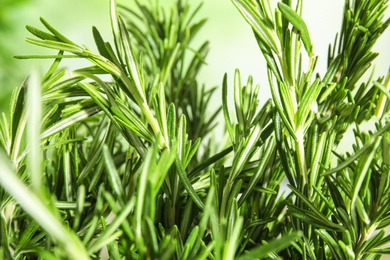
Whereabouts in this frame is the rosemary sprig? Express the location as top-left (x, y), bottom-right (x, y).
top-left (0, 0), bottom-right (389, 259)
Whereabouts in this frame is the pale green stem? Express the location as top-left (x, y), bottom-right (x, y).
top-left (296, 128), bottom-right (307, 186)
top-left (120, 75), bottom-right (167, 150)
top-left (27, 69), bottom-right (43, 195)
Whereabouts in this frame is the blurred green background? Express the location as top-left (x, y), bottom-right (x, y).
top-left (1, 0), bottom-right (389, 117)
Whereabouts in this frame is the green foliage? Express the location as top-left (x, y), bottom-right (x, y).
top-left (0, 0), bottom-right (389, 259)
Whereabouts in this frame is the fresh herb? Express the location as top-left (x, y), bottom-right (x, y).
top-left (0, 0), bottom-right (389, 259)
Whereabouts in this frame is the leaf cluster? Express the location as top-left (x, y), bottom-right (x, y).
top-left (0, 0), bottom-right (389, 259)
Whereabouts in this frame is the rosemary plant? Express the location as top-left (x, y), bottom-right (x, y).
top-left (0, 0), bottom-right (389, 259)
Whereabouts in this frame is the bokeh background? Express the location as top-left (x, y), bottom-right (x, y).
top-left (1, 0), bottom-right (389, 141)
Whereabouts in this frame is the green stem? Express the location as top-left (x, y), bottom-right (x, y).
top-left (296, 128), bottom-right (307, 187)
top-left (119, 74), bottom-right (167, 149)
